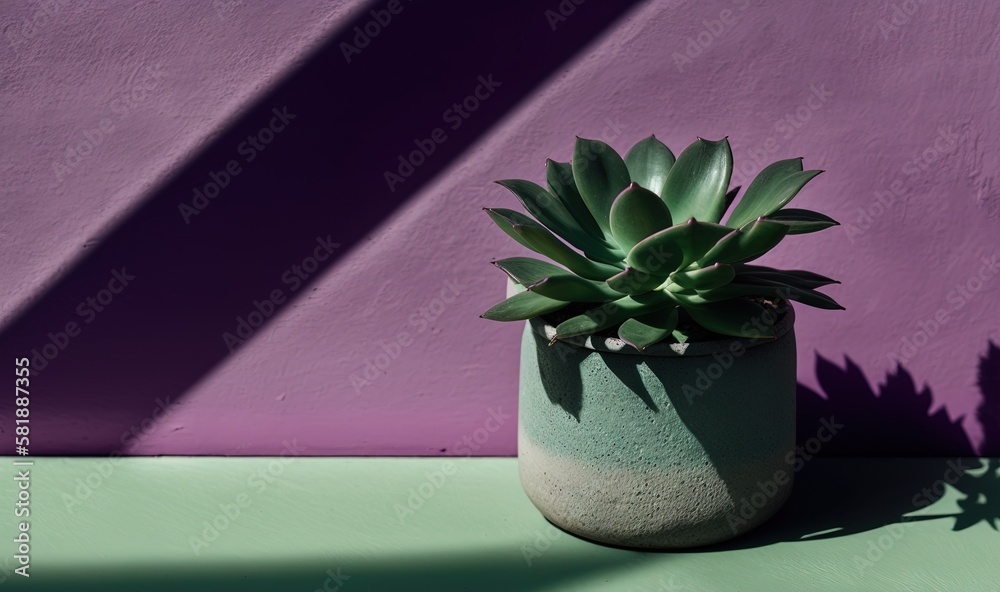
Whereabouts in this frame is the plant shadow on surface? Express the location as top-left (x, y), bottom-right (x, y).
top-left (698, 341), bottom-right (1000, 551)
top-left (537, 339), bottom-right (999, 550)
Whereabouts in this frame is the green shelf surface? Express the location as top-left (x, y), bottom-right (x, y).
top-left (1, 457), bottom-right (998, 591)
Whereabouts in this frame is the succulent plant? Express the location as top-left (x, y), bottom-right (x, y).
top-left (481, 135), bottom-right (843, 350)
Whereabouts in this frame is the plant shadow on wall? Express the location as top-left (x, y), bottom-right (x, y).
top-left (539, 341), bottom-right (1000, 549)
top-left (0, 0), bottom-right (646, 452)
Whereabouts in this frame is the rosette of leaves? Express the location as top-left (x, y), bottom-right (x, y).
top-left (481, 135), bottom-right (843, 350)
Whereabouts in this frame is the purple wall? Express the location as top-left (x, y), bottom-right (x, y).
top-left (1, 0), bottom-right (998, 456)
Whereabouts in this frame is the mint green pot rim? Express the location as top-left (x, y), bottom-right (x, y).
top-left (527, 301), bottom-right (795, 358)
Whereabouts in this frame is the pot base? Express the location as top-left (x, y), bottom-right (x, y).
top-left (519, 431), bottom-right (793, 549)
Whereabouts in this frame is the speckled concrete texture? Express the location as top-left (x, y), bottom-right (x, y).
top-left (518, 311), bottom-right (797, 548)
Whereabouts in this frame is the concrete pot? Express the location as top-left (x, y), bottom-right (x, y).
top-left (517, 304), bottom-right (797, 549)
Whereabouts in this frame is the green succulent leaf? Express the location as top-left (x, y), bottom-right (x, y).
top-left (669, 263), bottom-right (736, 291)
top-left (484, 207), bottom-right (535, 251)
top-left (481, 290), bottom-right (569, 321)
top-left (484, 208), bottom-right (622, 281)
top-left (765, 208), bottom-right (840, 235)
top-left (786, 286), bottom-right (845, 310)
top-left (725, 158), bottom-right (802, 227)
top-left (663, 288), bottom-right (713, 306)
top-left (609, 183), bottom-right (673, 251)
top-left (627, 219), bottom-right (732, 273)
top-left (553, 292), bottom-right (674, 340)
top-left (661, 137), bottom-right (733, 224)
top-left (727, 158), bottom-right (823, 228)
top-left (624, 135), bottom-right (675, 197)
top-left (524, 276), bottom-right (621, 303)
top-left (733, 265), bottom-right (840, 289)
top-left (572, 137), bottom-right (631, 239)
top-left (496, 179), bottom-right (622, 264)
top-left (618, 307), bottom-right (679, 350)
top-left (492, 257), bottom-right (566, 285)
top-left (697, 219), bottom-right (789, 266)
top-left (545, 160), bottom-right (610, 242)
top-left (698, 278), bottom-right (844, 310)
top-left (511, 225), bottom-right (624, 281)
top-left (482, 136), bottom-right (843, 337)
top-left (606, 266), bottom-right (668, 295)
top-left (681, 298), bottom-right (776, 339)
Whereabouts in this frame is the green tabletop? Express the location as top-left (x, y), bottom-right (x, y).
top-left (1, 457), bottom-right (998, 591)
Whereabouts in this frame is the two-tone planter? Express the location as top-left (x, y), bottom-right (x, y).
top-left (517, 304), bottom-right (797, 549)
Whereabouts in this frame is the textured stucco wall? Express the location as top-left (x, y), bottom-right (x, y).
top-left (2, 0), bottom-right (998, 455)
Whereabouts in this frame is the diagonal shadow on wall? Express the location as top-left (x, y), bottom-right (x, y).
top-left (0, 0), bottom-right (646, 454)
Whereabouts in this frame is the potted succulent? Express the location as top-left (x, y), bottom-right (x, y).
top-left (481, 135), bottom-right (843, 548)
